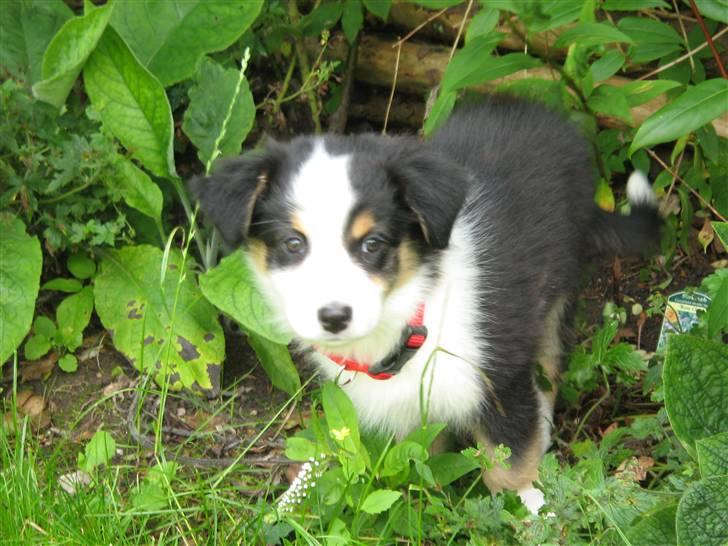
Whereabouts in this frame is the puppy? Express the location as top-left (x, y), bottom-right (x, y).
top-left (191, 96), bottom-right (660, 512)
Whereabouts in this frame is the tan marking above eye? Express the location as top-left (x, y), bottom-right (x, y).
top-left (290, 213), bottom-right (308, 237)
top-left (349, 210), bottom-right (376, 241)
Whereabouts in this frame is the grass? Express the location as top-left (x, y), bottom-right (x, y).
top-left (0, 257), bottom-right (701, 545)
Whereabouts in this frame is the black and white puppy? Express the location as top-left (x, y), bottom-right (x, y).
top-left (192, 96), bottom-right (660, 512)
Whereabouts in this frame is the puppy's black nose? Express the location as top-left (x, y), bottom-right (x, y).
top-left (318, 303), bottom-right (352, 334)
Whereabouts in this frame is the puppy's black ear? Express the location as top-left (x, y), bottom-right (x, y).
top-left (387, 145), bottom-right (469, 249)
top-left (188, 147), bottom-right (280, 246)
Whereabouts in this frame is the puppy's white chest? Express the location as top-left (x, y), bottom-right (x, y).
top-left (315, 222), bottom-right (485, 438)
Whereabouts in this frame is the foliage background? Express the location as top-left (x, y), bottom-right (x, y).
top-left (0, 0), bottom-right (727, 544)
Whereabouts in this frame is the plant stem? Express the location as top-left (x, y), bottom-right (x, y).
top-left (288, 0), bottom-right (322, 133)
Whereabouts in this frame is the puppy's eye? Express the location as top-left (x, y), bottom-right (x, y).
top-left (284, 236), bottom-right (306, 254)
top-left (361, 236), bottom-right (384, 254)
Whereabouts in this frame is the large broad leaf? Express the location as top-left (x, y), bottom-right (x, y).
top-left (110, 0), bottom-right (263, 87)
top-left (676, 476), bottom-right (728, 546)
top-left (247, 332), bottom-right (301, 397)
top-left (84, 27), bottom-right (176, 179)
top-left (553, 22), bottom-right (634, 48)
top-left (663, 335), bottom-right (728, 457)
top-left (94, 245), bottom-right (224, 391)
top-left (697, 432), bottom-right (728, 478)
top-left (630, 79), bottom-right (728, 154)
top-left (0, 214), bottom-right (42, 365)
top-left (625, 503), bottom-right (678, 546)
top-left (32, 3), bottom-right (113, 109)
top-left (199, 251), bottom-right (291, 345)
top-left (182, 57), bottom-right (255, 171)
top-left (113, 157), bottom-right (163, 224)
top-left (0, 0), bottom-right (72, 84)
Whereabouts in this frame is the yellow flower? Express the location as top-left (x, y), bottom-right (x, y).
top-left (330, 427), bottom-right (351, 442)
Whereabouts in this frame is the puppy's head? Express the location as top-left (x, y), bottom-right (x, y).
top-left (190, 135), bottom-right (468, 347)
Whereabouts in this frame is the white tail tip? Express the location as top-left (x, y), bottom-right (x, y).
top-left (626, 171), bottom-right (657, 207)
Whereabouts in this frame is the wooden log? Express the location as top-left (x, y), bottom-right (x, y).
top-left (321, 33), bottom-right (728, 137)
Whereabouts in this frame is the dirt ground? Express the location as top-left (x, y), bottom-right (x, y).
top-left (1, 247), bottom-right (717, 475)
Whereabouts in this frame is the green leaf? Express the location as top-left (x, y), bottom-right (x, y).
top-left (381, 441), bottom-right (428, 480)
top-left (428, 453), bottom-right (480, 486)
top-left (78, 429), bottom-right (116, 473)
top-left (706, 275), bottom-right (728, 339)
top-left (199, 250), bottom-right (291, 345)
top-left (110, 0), bottom-right (263, 87)
top-left (182, 57), bottom-right (255, 171)
top-left (663, 335), bottom-right (728, 457)
top-left (32, 2), bottom-right (113, 109)
top-left (466, 7), bottom-right (500, 44)
top-left (676, 476), bottom-right (728, 546)
top-left (603, 0), bottom-right (669, 8)
top-left (697, 432), bottom-right (728, 478)
top-left (363, 0), bottom-right (391, 19)
top-left (693, 0), bottom-right (728, 24)
top-left (342, 0), bottom-right (364, 44)
top-left (0, 0), bottom-right (73, 84)
top-left (618, 17), bottom-right (683, 64)
top-left (630, 79), bottom-right (728, 154)
top-left (423, 90), bottom-right (456, 137)
top-left (553, 22), bottom-right (634, 48)
top-left (84, 26), bottom-right (176, 179)
top-left (713, 222), bottom-right (728, 247)
top-left (68, 253), bottom-right (96, 280)
top-left (360, 489), bottom-right (402, 515)
top-left (440, 32), bottom-right (504, 92)
top-left (94, 245), bottom-right (225, 391)
top-left (41, 278), bottom-right (83, 293)
top-left (58, 354), bottom-right (78, 373)
top-left (132, 462), bottom-right (178, 511)
top-left (24, 335), bottom-right (51, 361)
top-left (33, 316), bottom-right (56, 339)
top-left (588, 85), bottom-right (633, 123)
top-left (247, 332), bottom-right (301, 397)
top-left (589, 50), bottom-right (626, 83)
top-left (322, 381), bottom-right (360, 451)
top-left (405, 0), bottom-right (464, 7)
top-left (55, 286), bottom-right (94, 352)
top-left (444, 38), bottom-right (535, 92)
top-left (113, 157), bottom-right (164, 224)
top-left (0, 214), bottom-right (42, 366)
top-left (619, 79), bottom-right (682, 107)
top-left (285, 436), bottom-right (317, 461)
top-left (625, 503), bottom-right (677, 546)
top-left (300, 3), bottom-right (343, 36)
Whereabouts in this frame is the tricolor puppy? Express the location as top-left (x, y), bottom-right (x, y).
top-left (191, 96), bottom-right (660, 512)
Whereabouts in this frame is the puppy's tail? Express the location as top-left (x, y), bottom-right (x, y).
top-left (587, 171), bottom-right (662, 256)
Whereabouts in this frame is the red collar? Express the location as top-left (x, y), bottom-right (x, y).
top-left (321, 304), bottom-right (427, 380)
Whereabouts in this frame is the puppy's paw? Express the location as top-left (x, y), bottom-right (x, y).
top-left (517, 486), bottom-right (545, 514)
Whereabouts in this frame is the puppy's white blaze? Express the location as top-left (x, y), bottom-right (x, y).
top-left (626, 171), bottom-right (656, 207)
top-left (272, 141), bottom-right (385, 341)
top-left (316, 217), bottom-right (485, 439)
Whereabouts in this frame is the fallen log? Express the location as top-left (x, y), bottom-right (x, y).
top-left (321, 33), bottom-right (728, 137)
